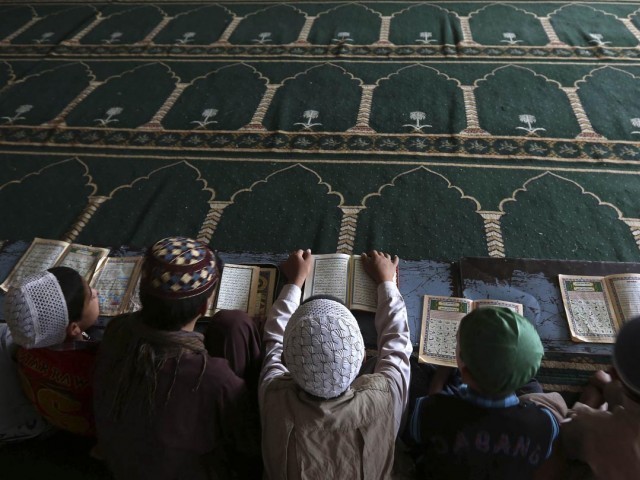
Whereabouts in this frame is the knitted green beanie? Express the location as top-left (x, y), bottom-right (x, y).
top-left (459, 307), bottom-right (543, 396)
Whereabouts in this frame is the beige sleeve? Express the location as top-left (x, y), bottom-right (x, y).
top-left (258, 284), bottom-right (301, 410)
top-left (373, 281), bottom-right (412, 436)
top-left (519, 391), bottom-right (569, 423)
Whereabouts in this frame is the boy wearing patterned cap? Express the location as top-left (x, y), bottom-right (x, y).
top-left (407, 307), bottom-right (565, 479)
top-left (93, 237), bottom-right (262, 480)
top-left (2, 266), bottom-right (100, 441)
top-left (259, 249), bottom-right (412, 479)
top-left (561, 317), bottom-right (640, 480)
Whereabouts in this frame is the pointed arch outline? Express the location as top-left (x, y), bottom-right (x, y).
top-left (100, 61), bottom-right (181, 85)
top-left (575, 65), bottom-right (640, 89)
top-left (360, 166), bottom-right (482, 211)
top-left (314, 3), bottom-right (382, 19)
top-left (227, 163), bottom-right (344, 207)
top-left (389, 3), bottom-right (458, 20)
top-left (498, 171), bottom-right (625, 218)
top-left (29, 4), bottom-right (100, 23)
top-left (240, 3), bottom-right (307, 21)
top-left (93, 4), bottom-right (168, 22)
top-left (279, 62), bottom-right (364, 87)
top-left (8, 5), bottom-right (100, 44)
top-left (0, 60), bottom-right (17, 85)
top-left (171, 3), bottom-right (235, 21)
top-left (105, 161), bottom-right (215, 202)
top-left (0, 5), bottom-right (38, 19)
top-left (186, 62), bottom-right (269, 88)
top-left (0, 62), bottom-right (95, 99)
top-left (548, 3), bottom-right (626, 21)
top-left (374, 63), bottom-right (462, 87)
top-left (0, 61), bottom-right (96, 88)
top-left (0, 157), bottom-right (97, 196)
top-left (468, 2), bottom-right (540, 19)
top-left (474, 64), bottom-right (563, 89)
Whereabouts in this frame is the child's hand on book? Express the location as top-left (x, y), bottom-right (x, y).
top-left (281, 249), bottom-right (313, 288)
top-left (361, 250), bottom-right (398, 285)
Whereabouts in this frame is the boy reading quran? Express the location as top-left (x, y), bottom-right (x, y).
top-left (562, 317), bottom-right (640, 480)
top-left (407, 307), bottom-right (563, 479)
top-left (259, 249), bottom-right (412, 479)
top-left (93, 237), bottom-right (262, 479)
top-left (2, 266), bottom-right (100, 440)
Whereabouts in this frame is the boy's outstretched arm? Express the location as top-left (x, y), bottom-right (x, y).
top-left (362, 250), bottom-right (412, 435)
top-left (258, 249), bottom-right (313, 408)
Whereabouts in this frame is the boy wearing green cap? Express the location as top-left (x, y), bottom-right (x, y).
top-left (407, 307), bottom-right (565, 479)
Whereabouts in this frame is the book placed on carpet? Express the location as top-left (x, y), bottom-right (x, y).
top-left (210, 263), bottom-right (278, 318)
top-left (558, 273), bottom-right (640, 343)
top-left (0, 237), bottom-right (144, 316)
top-left (90, 256), bottom-right (144, 316)
top-left (0, 237), bottom-right (110, 290)
top-left (418, 296), bottom-right (524, 367)
top-left (302, 253), bottom-right (397, 313)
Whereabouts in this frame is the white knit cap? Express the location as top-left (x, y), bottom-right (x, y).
top-left (283, 299), bottom-right (365, 399)
top-left (4, 271), bottom-right (69, 349)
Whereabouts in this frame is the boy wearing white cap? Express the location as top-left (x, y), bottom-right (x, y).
top-left (259, 249), bottom-right (412, 479)
top-left (562, 317), bottom-right (640, 480)
top-left (1, 266), bottom-right (100, 441)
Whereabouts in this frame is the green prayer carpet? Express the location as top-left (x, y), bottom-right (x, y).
top-left (0, 0), bottom-right (639, 262)
top-left (1, 0), bottom-right (640, 476)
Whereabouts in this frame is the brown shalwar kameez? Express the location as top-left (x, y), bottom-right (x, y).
top-left (94, 310), bottom-right (262, 480)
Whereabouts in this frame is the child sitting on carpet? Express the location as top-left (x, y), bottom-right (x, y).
top-left (93, 237), bottom-right (262, 480)
top-left (561, 317), bottom-right (640, 480)
top-left (406, 307), bottom-right (565, 479)
top-left (259, 249), bottom-right (412, 479)
top-left (1, 267), bottom-right (100, 441)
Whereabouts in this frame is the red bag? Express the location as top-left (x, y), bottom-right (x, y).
top-left (16, 342), bottom-right (98, 436)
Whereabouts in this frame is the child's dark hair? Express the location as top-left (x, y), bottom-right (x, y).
top-left (48, 266), bottom-right (85, 322)
top-left (140, 287), bottom-right (213, 331)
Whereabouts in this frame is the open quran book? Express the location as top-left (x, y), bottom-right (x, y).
top-left (90, 257), bottom-right (143, 316)
top-left (0, 237), bottom-right (143, 317)
top-left (418, 296), bottom-right (524, 367)
top-left (302, 253), bottom-right (396, 313)
top-left (559, 273), bottom-right (640, 343)
top-left (210, 263), bottom-right (278, 319)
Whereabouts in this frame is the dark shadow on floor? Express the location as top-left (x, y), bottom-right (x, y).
top-left (0, 430), bottom-right (111, 480)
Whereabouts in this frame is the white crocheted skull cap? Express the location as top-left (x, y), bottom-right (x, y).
top-left (283, 299), bottom-right (365, 399)
top-left (4, 271), bottom-right (69, 349)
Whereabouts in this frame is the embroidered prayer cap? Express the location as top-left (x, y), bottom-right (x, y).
top-left (613, 317), bottom-right (640, 396)
top-left (141, 236), bottom-right (219, 300)
top-left (4, 271), bottom-right (69, 349)
top-left (283, 299), bottom-right (365, 399)
top-left (459, 307), bottom-right (543, 396)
